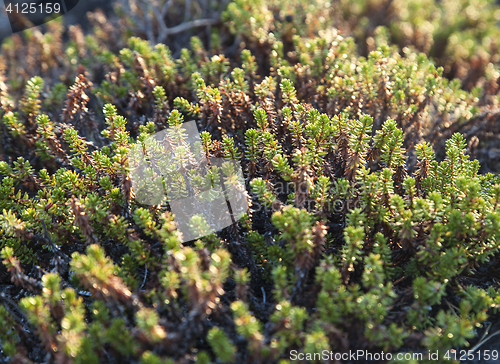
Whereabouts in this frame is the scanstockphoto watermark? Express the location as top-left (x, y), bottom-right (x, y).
top-left (128, 120), bottom-right (248, 243)
top-left (289, 349), bottom-right (500, 362)
top-left (128, 121), bottom-right (371, 242)
top-left (290, 350), bottom-right (407, 362)
top-left (250, 179), bottom-right (368, 214)
top-left (129, 121), bottom-right (370, 242)
top-left (3, 0), bottom-right (79, 33)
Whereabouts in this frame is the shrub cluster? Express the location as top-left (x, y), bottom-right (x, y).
top-left (1, 1), bottom-right (500, 363)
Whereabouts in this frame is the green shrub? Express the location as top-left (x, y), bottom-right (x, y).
top-left (2, 1), bottom-right (500, 363)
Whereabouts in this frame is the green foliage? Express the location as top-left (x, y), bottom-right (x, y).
top-left (0, 304), bottom-right (20, 358)
top-left (2, 1), bottom-right (500, 363)
top-left (21, 76), bottom-right (44, 122)
top-left (207, 327), bottom-right (237, 363)
top-left (2, 111), bottom-right (25, 138)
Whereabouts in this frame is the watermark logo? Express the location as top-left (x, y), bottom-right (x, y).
top-left (3, 0), bottom-right (79, 33)
top-left (128, 121), bottom-right (248, 243)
